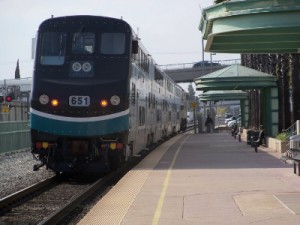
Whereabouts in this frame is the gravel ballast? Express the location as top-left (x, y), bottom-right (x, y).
top-left (0, 149), bottom-right (55, 199)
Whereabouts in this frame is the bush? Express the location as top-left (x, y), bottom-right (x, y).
top-left (275, 132), bottom-right (288, 142)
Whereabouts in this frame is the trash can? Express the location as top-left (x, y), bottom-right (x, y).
top-left (290, 134), bottom-right (300, 149)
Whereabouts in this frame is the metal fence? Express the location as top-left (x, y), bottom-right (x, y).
top-left (0, 121), bottom-right (30, 154)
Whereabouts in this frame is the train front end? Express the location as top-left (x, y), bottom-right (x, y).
top-left (30, 16), bottom-right (133, 173)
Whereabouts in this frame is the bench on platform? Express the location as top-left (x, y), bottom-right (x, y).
top-left (251, 130), bottom-right (264, 153)
top-left (281, 148), bottom-right (300, 176)
top-left (294, 159), bottom-right (300, 176)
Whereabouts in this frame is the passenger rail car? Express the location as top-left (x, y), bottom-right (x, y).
top-left (30, 15), bottom-right (187, 173)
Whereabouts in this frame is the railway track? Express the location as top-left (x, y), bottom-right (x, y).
top-left (0, 171), bottom-right (135, 224)
top-left (0, 175), bottom-right (88, 224)
top-left (0, 166), bottom-right (138, 224)
top-left (0, 143), bottom-right (158, 224)
top-left (0, 131), bottom-right (188, 224)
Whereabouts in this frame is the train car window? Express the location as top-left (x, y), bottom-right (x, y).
top-left (139, 106), bottom-right (145, 126)
top-left (40, 32), bottom-right (66, 65)
top-left (72, 32), bottom-right (95, 54)
top-left (100, 33), bottom-right (125, 54)
top-left (156, 110), bottom-right (162, 122)
top-left (132, 40), bottom-right (138, 54)
top-left (148, 93), bottom-right (151, 108)
top-left (175, 87), bottom-right (182, 97)
top-left (131, 83), bottom-right (136, 104)
top-left (167, 80), bottom-right (174, 93)
top-left (168, 111), bottom-right (172, 121)
top-left (154, 67), bottom-right (164, 86)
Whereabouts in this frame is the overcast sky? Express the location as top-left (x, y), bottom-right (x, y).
top-left (0, 0), bottom-right (239, 80)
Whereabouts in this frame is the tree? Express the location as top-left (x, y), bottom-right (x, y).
top-left (15, 59), bottom-right (20, 79)
top-left (187, 83), bottom-right (199, 111)
top-left (187, 83), bottom-right (196, 101)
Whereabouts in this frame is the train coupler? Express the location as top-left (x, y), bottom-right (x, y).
top-left (33, 162), bottom-right (46, 171)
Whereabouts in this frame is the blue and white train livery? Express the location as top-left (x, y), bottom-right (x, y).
top-left (31, 15), bottom-right (187, 173)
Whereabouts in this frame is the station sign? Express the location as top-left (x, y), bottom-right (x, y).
top-left (1, 105), bottom-right (10, 113)
top-left (191, 102), bottom-right (197, 109)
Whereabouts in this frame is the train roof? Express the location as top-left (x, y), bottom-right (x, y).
top-left (35, 15), bottom-right (185, 94)
top-left (39, 15), bottom-right (131, 30)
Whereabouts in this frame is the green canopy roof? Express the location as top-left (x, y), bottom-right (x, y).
top-left (199, 0), bottom-right (300, 53)
top-left (195, 64), bottom-right (277, 91)
top-left (199, 90), bottom-right (248, 101)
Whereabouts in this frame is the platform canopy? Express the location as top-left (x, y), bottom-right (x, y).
top-left (195, 64), bottom-right (277, 92)
top-left (199, 0), bottom-right (300, 53)
top-left (199, 90), bottom-right (248, 101)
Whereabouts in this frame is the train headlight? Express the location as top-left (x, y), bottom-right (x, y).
top-left (72, 62), bottom-right (81, 72)
top-left (100, 99), bottom-right (108, 107)
top-left (82, 62), bottom-right (92, 72)
top-left (110, 95), bottom-right (120, 105)
top-left (51, 99), bottom-right (59, 107)
top-left (39, 94), bottom-right (49, 105)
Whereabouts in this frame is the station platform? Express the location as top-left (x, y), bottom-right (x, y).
top-left (78, 132), bottom-right (300, 225)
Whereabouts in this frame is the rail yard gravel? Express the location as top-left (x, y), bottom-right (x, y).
top-left (0, 149), bottom-right (55, 199)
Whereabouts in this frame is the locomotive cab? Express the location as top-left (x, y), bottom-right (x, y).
top-left (30, 15), bottom-right (187, 174)
top-left (31, 16), bottom-right (134, 173)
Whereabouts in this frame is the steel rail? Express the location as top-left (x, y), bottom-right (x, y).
top-left (38, 153), bottom-right (148, 224)
top-left (0, 176), bottom-right (58, 214)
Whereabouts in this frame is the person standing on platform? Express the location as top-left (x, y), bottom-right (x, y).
top-left (205, 115), bottom-right (213, 133)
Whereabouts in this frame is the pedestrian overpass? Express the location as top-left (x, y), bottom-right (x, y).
top-left (161, 59), bottom-right (240, 83)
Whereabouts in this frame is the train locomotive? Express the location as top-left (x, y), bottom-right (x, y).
top-left (31, 15), bottom-right (187, 173)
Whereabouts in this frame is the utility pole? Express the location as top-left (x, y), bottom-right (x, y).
top-left (192, 102), bottom-right (197, 133)
top-left (202, 38), bottom-right (205, 62)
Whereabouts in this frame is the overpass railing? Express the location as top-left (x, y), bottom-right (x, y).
top-left (160, 58), bottom-right (241, 71)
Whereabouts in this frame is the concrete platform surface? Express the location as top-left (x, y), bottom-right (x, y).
top-left (78, 133), bottom-right (300, 225)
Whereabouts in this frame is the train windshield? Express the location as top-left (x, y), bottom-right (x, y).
top-left (40, 32), bottom-right (66, 65)
top-left (100, 33), bottom-right (125, 54)
top-left (72, 32), bottom-right (95, 54)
